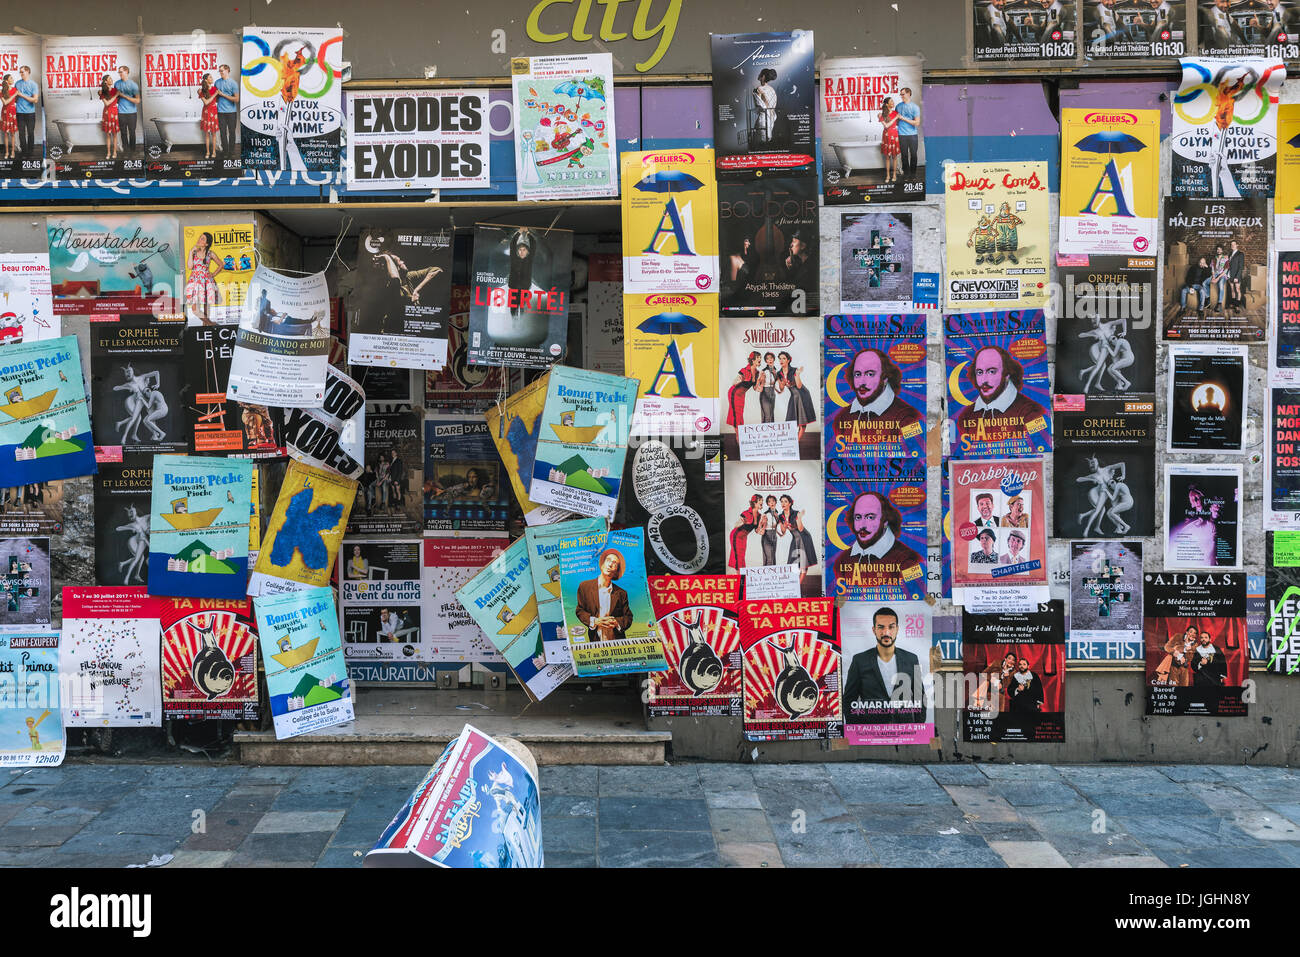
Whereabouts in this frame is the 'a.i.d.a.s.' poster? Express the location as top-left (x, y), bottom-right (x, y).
top-left (1145, 571), bottom-right (1248, 716)
top-left (239, 27), bottom-right (343, 172)
top-left (839, 600), bottom-right (932, 746)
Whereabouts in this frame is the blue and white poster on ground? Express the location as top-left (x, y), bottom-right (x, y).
top-left (253, 586), bottom-right (354, 739)
top-left (148, 454), bottom-right (254, 600)
top-left (0, 335), bottom-right (96, 484)
top-left (0, 632), bottom-right (65, 768)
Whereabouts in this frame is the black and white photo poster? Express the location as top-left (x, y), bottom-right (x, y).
top-left (350, 229), bottom-right (453, 371)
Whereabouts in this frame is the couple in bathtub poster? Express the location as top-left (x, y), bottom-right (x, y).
top-left (820, 56), bottom-right (925, 205)
top-left (141, 34), bottom-right (243, 177)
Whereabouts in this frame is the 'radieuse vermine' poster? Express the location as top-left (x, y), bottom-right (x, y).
top-left (1144, 571), bottom-right (1248, 716)
top-left (142, 32), bottom-right (243, 178)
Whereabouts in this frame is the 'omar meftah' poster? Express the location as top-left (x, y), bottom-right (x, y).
top-left (824, 313), bottom-right (926, 462)
top-left (142, 33), bottom-right (243, 178)
top-left (0, 335), bottom-right (95, 486)
top-left (1145, 571), bottom-right (1248, 716)
top-left (42, 35), bottom-right (145, 180)
top-left (710, 31), bottom-right (816, 179)
top-left (972, 0), bottom-right (1078, 61)
top-left (820, 56), bottom-right (926, 205)
top-left (944, 310), bottom-right (1052, 459)
top-left (1162, 198), bottom-right (1267, 342)
top-left (0, 35), bottom-right (44, 179)
top-left (840, 600), bottom-right (933, 746)
top-left (647, 574), bottom-right (742, 717)
top-left (159, 597), bottom-right (259, 721)
top-left (1059, 107), bottom-right (1160, 256)
top-left (1170, 57), bottom-right (1284, 199)
top-left (227, 266), bottom-right (331, 408)
top-left (962, 600), bottom-right (1066, 743)
top-left (0, 633), bottom-right (63, 767)
top-left (740, 596), bottom-right (839, 741)
top-left (239, 27), bottom-right (343, 172)
top-left (624, 292), bottom-right (720, 436)
top-left (943, 161), bottom-right (1049, 312)
top-left (621, 149), bottom-right (718, 295)
top-left (511, 53), bottom-right (617, 201)
top-left (718, 177), bottom-right (819, 318)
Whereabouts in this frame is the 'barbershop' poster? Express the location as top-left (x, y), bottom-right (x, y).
top-left (227, 266), bottom-right (331, 408)
top-left (824, 313), bottom-right (926, 462)
top-left (943, 161), bottom-right (1050, 311)
top-left (1059, 108), bottom-right (1160, 255)
top-left (740, 596), bottom-right (840, 741)
top-left (710, 31), bottom-right (816, 179)
top-left (621, 149), bottom-right (719, 294)
top-left (1170, 57), bottom-right (1284, 199)
top-left (647, 574), bottom-right (742, 717)
top-left (972, 0), bottom-right (1078, 61)
top-left (840, 600), bottom-right (932, 746)
top-left (239, 26), bottom-right (343, 172)
top-left (821, 56), bottom-right (925, 205)
top-left (1162, 198), bottom-right (1267, 342)
top-left (42, 35), bottom-right (145, 180)
top-left (510, 53), bottom-right (617, 201)
top-left (962, 600), bottom-right (1066, 743)
top-left (142, 32), bottom-right (243, 178)
top-left (1145, 571), bottom-right (1248, 716)
top-left (949, 457), bottom-right (1048, 592)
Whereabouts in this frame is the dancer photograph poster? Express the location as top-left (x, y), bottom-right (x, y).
top-left (1052, 254), bottom-right (1156, 397)
top-left (93, 460), bottom-right (152, 586)
top-left (1164, 462), bottom-right (1243, 570)
top-left (1053, 396), bottom-right (1156, 539)
top-left (1162, 198), bottom-right (1267, 342)
top-left (718, 177), bottom-right (819, 318)
top-left (740, 596), bottom-right (839, 742)
top-left (1083, 0), bottom-right (1187, 59)
top-left (621, 149), bottom-right (718, 295)
top-left (239, 27), bottom-right (343, 172)
top-left (1170, 57), bottom-right (1284, 199)
top-left (647, 574), bottom-right (743, 718)
top-left (962, 601), bottom-right (1066, 743)
top-left (1070, 541), bottom-right (1143, 660)
top-left (511, 53), bottom-right (617, 201)
top-left (43, 35), bottom-right (146, 180)
top-left (0, 35), bottom-right (43, 179)
top-left (1058, 107), bottom-right (1160, 256)
top-left (467, 224), bottom-right (572, 369)
top-left (227, 266), bottom-right (331, 408)
top-left (820, 56), bottom-right (925, 205)
top-left (972, 0), bottom-right (1078, 60)
top-left (943, 161), bottom-right (1050, 311)
top-left (142, 32), bottom-right (243, 177)
top-left (350, 228), bottom-right (453, 372)
top-left (839, 600), bottom-right (933, 746)
top-left (710, 31), bottom-right (816, 179)
top-left (1145, 571), bottom-right (1248, 716)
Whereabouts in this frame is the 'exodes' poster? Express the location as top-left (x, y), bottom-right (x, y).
top-left (239, 27), bottom-right (343, 172)
top-left (624, 293), bottom-right (720, 435)
top-left (621, 149), bottom-right (719, 295)
top-left (61, 586), bottom-right (162, 727)
top-left (943, 161), bottom-right (1050, 311)
top-left (821, 56), bottom-right (926, 205)
top-left (944, 310), bottom-right (1052, 459)
top-left (160, 598), bottom-right (259, 721)
top-left (718, 177), bottom-right (819, 318)
top-left (346, 89), bottom-right (491, 191)
top-left (740, 596), bottom-right (840, 741)
top-left (972, 0), bottom-right (1078, 61)
top-left (510, 53), bottom-right (617, 201)
top-left (1083, 0), bottom-right (1187, 59)
top-left (227, 266), bottom-right (331, 408)
top-left (0, 632), bottom-right (63, 767)
top-left (1170, 57), bottom-right (1284, 199)
top-left (1162, 197), bottom-right (1267, 342)
top-left (0, 335), bottom-right (96, 485)
top-left (840, 600), bottom-right (932, 746)
top-left (1070, 541), bottom-right (1143, 660)
top-left (824, 457), bottom-right (928, 602)
top-left (962, 600), bottom-right (1066, 743)
top-left (142, 33), bottom-right (243, 178)
top-left (467, 224), bottom-right (572, 369)
top-left (1145, 571), bottom-right (1248, 716)
top-left (647, 574), bottom-right (743, 717)
top-left (350, 228), bottom-right (453, 372)
top-left (710, 31), bottom-right (816, 179)
top-left (824, 313), bottom-right (926, 462)
top-left (1059, 107), bottom-right (1160, 256)
top-left (0, 35), bottom-right (44, 179)
top-left (253, 586), bottom-right (354, 739)
top-left (148, 454), bottom-right (253, 600)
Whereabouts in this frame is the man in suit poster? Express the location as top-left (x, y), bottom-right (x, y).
top-left (839, 600), bottom-right (933, 745)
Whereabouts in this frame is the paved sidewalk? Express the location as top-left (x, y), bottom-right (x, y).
top-left (3, 762), bottom-right (1300, 867)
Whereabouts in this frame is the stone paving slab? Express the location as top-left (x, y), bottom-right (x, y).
top-left (3, 762), bottom-right (1299, 868)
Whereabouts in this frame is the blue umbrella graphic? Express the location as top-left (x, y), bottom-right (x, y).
top-left (553, 76), bottom-right (607, 113)
top-left (636, 312), bottom-right (706, 335)
top-left (634, 169), bottom-right (705, 193)
top-left (1073, 130), bottom-right (1147, 154)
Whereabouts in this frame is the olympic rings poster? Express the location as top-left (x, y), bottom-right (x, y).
top-left (239, 27), bottom-right (343, 172)
top-left (1169, 56), bottom-right (1284, 200)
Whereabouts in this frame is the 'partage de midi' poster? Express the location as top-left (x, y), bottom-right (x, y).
top-left (944, 162), bottom-right (1050, 312)
top-left (824, 313), bottom-right (927, 462)
top-left (61, 586), bottom-right (162, 728)
top-left (820, 56), bottom-right (926, 205)
top-left (839, 600), bottom-right (933, 746)
top-left (248, 460), bottom-right (355, 596)
top-left (160, 598), bottom-right (259, 721)
top-left (944, 310), bottom-right (1052, 459)
top-left (0, 335), bottom-right (96, 485)
top-left (710, 31), bottom-right (816, 179)
top-left (1059, 108), bottom-right (1160, 256)
top-left (227, 266), bottom-right (331, 408)
top-left (253, 586), bottom-right (354, 739)
top-left (511, 53), bottom-right (617, 201)
top-left (0, 632), bottom-right (64, 767)
top-left (1162, 198), bottom-right (1268, 342)
top-left (142, 32), bottom-right (243, 178)
top-left (718, 178), bottom-right (819, 318)
top-left (1145, 571), bottom-right (1248, 716)
top-left (467, 224), bottom-right (573, 369)
top-left (740, 597), bottom-right (840, 742)
top-left (962, 600), bottom-right (1066, 743)
top-left (1170, 57), bottom-right (1284, 199)
top-left (239, 26), bottom-right (344, 172)
top-left (621, 149), bottom-right (719, 295)
top-left (350, 228), bottom-right (453, 372)
top-left (647, 574), bottom-right (743, 717)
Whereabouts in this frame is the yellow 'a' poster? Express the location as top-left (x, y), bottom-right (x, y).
top-left (621, 149), bottom-right (719, 295)
top-left (623, 292), bottom-right (720, 435)
top-left (1058, 108), bottom-right (1160, 256)
top-left (1277, 105), bottom-right (1300, 245)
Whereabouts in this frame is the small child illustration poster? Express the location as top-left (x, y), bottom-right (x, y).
top-left (0, 632), bottom-right (64, 767)
top-left (0, 335), bottom-right (96, 485)
top-left (253, 586), bottom-right (354, 739)
top-left (248, 460), bottom-right (356, 596)
top-left (148, 454), bottom-right (254, 600)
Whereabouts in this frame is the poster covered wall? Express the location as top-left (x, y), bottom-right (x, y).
top-left (1058, 107), bottom-right (1160, 256)
top-left (239, 27), bottom-right (343, 172)
top-left (142, 32), bottom-right (243, 177)
top-left (821, 56), bottom-right (925, 205)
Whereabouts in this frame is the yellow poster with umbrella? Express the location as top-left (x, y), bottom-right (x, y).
top-left (624, 292), bottom-right (720, 436)
top-left (621, 149), bottom-right (719, 294)
top-left (1277, 104), bottom-right (1300, 245)
top-left (1059, 108), bottom-right (1160, 256)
